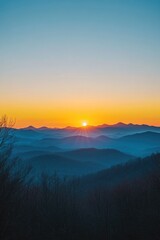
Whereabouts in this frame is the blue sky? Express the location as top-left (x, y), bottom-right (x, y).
top-left (0, 0), bottom-right (160, 126)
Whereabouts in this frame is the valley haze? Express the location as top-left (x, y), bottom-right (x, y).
top-left (9, 122), bottom-right (160, 178)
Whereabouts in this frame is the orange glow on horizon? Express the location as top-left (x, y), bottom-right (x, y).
top-left (1, 100), bottom-right (160, 128)
top-left (3, 114), bottom-right (160, 129)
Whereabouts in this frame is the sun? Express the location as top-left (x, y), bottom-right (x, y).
top-left (82, 121), bottom-right (87, 127)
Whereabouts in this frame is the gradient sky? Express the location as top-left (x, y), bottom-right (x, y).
top-left (0, 0), bottom-right (160, 127)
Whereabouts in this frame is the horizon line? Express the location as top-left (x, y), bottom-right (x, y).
top-left (12, 122), bottom-right (160, 129)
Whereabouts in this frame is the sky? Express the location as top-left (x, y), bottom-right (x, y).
top-left (0, 0), bottom-right (160, 127)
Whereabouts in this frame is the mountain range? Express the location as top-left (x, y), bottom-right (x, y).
top-left (9, 123), bottom-right (160, 177)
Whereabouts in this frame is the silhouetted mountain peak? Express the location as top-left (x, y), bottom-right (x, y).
top-left (113, 122), bottom-right (127, 127)
top-left (38, 126), bottom-right (49, 130)
top-left (25, 125), bottom-right (36, 130)
top-left (64, 126), bottom-right (77, 130)
top-left (97, 124), bottom-right (110, 128)
top-left (120, 131), bottom-right (160, 144)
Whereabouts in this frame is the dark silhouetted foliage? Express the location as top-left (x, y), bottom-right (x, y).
top-left (1, 117), bottom-right (160, 239)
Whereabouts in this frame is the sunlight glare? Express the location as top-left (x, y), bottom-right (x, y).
top-left (82, 122), bottom-right (87, 127)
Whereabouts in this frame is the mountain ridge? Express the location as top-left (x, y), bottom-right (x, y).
top-left (13, 122), bottom-right (160, 130)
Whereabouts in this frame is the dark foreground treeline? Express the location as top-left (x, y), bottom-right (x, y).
top-left (1, 149), bottom-right (160, 240)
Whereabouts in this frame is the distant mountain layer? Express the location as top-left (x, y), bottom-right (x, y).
top-left (57, 148), bottom-right (133, 166)
top-left (120, 131), bottom-right (160, 144)
top-left (20, 148), bottom-right (134, 177)
top-left (80, 153), bottom-right (160, 190)
top-left (27, 152), bottom-right (103, 177)
top-left (8, 125), bottom-right (160, 178)
top-left (12, 128), bottom-right (160, 157)
top-left (12, 122), bottom-right (160, 138)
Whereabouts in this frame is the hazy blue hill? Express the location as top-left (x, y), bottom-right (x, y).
top-left (58, 148), bottom-right (134, 167)
top-left (62, 135), bottom-right (93, 142)
top-left (120, 131), bottom-right (160, 144)
top-left (96, 123), bottom-right (160, 137)
top-left (33, 135), bottom-right (112, 149)
top-left (13, 144), bottom-right (61, 155)
top-left (28, 153), bottom-right (102, 177)
top-left (143, 146), bottom-right (160, 156)
top-left (95, 135), bottom-right (113, 141)
top-left (60, 135), bottom-right (98, 148)
top-left (14, 128), bottom-right (43, 139)
top-left (31, 136), bottom-right (96, 149)
top-left (11, 123), bottom-right (160, 140)
top-left (18, 150), bottom-right (54, 159)
top-left (13, 127), bottom-right (72, 139)
top-left (13, 144), bottom-right (135, 177)
top-left (59, 135), bottom-right (115, 149)
top-left (23, 147), bottom-right (134, 178)
top-left (80, 153), bottom-right (160, 190)
top-left (10, 125), bottom-right (160, 160)
top-left (107, 131), bottom-right (160, 156)
top-left (34, 137), bottom-right (62, 146)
